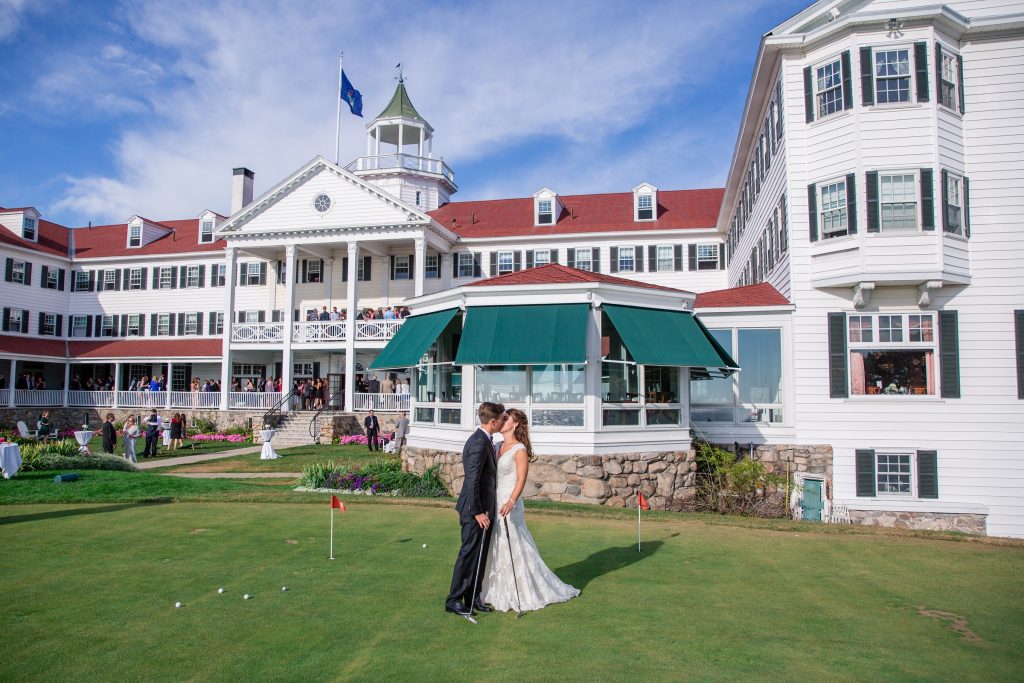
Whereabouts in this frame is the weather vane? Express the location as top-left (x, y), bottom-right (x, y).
top-left (395, 62), bottom-right (404, 83)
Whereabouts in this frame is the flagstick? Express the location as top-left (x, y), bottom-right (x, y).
top-left (329, 505), bottom-right (335, 560)
top-left (636, 489), bottom-right (641, 553)
top-left (334, 51), bottom-right (344, 164)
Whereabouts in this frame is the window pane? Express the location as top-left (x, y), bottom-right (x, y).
top-left (414, 407), bottom-right (435, 423)
top-left (532, 364), bottom-right (585, 403)
top-left (690, 329), bottom-right (734, 406)
top-left (877, 453), bottom-right (912, 493)
top-left (875, 49), bottom-right (910, 103)
top-left (879, 315), bottom-right (903, 343)
top-left (852, 349), bottom-right (933, 395)
top-left (439, 408), bottom-right (462, 425)
top-left (738, 329), bottom-right (782, 404)
top-left (908, 314), bottom-right (934, 342)
top-left (646, 408), bottom-right (680, 426)
top-left (880, 174), bottom-right (917, 230)
top-left (602, 409), bottom-right (640, 426)
top-left (849, 315), bottom-right (873, 343)
top-left (533, 250), bottom-right (551, 266)
top-left (533, 409), bottom-right (584, 427)
top-left (475, 365), bottom-right (528, 403)
top-left (644, 366), bottom-right (680, 403)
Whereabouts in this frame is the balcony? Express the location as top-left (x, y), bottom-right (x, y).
top-left (809, 232), bottom-right (971, 289)
top-left (233, 320), bottom-right (404, 345)
top-left (344, 153), bottom-right (456, 187)
top-left (2, 389), bottom-right (408, 412)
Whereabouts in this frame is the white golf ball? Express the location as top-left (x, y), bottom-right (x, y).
top-left (281, 586), bottom-right (287, 591)
top-left (422, 544), bottom-right (428, 548)
top-left (217, 588), bottom-right (225, 594)
top-left (243, 593), bottom-right (250, 600)
top-left (175, 602), bottom-right (182, 608)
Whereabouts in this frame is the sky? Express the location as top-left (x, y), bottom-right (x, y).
top-left (0, 0), bottom-right (810, 227)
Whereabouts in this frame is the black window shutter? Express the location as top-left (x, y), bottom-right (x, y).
top-left (318, 259), bottom-right (324, 281)
top-left (341, 257), bottom-right (349, 282)
top-left (550, 249), bottom-right (558, 265)
top-left (828, 312), bottom-right (848, 398)
top-left (920, 169), bottom-right (935, 230)
top-left (807, 184), bottom-right (819, 242)
top-left (914, 42), bottom-right (929, 102)
top-left (917, 450), bottom-right (939, 499)
top-left (856, 449), bottom-right (876, 497)
top-left (963, 177), bottom-right (971, 238)
top-left (648, 246), bottom-right (657, 272)
top-left (39, 264), bottom-right (48, 288)
top-left (176, 313), bottom-right (184, 336)
top-left (169, 266), bottom-right (177, 289)
top-left (1, 307), bottom-right (8, 332)
top-left (513, 251), bottom-right (521, 272)
top-left (87, 270), bottom-right (94, 291)
top-left (841, 50), bottom-right (853, 110)
top-left (152, 268), bottom-right (159, 289)
top-left (451, 254), bottom-right (459, 279)
top-left (866, 171), bottom-right (880, 232)
top-left (609, 247), bottom-right (619, 273)
top-left (120, 314), bottom-right (128, 336)
top-left (194, 312), bottom-right (203, 335)
top-left (1015, 310), bottom-right (1024, 399)
top-left (939, 310), bottom-right (960, 398)
top-left (208, 312), bottom-right (217, 335)
top-left (259, 262), bottom-right (267, 285)
top-left (121, 268), bottom-right (129, 290)
top-left (37, 311), bottom-right (44, 335)
top-left (688, 245), bottom-right (697, 270)
top-left (138, 313), bottom-right (146, 336)
top-left (114, 268), bottom-right (122, 290)
top-left (934, 43), bottom-right (943, 104)
top-left (591, 247), bottom-right (600, 273)
top-left (488, 253), bottom-right (496, 277)
top-left (198, 265), bottom-right (205, 288)
top-left (23, 262), bottom-right (31, 286)
top-left (860, 47), bottom-right (874, 106)
top-left (718, 248), bottom-right (726, 270)
top-left (673, 245), bottom-right (683, 271)
top-left (56, 314), bottom-right (63, 337)
top-left (363, 256), bottom-right (372, 281)
top-left (3, 258), bottom-right (11, 282)
top-left (803, 66), bottom-right (814, 123)
top-left (473, 253), bottom-right (481, 278)
top-left (237, 262), bottom-right (247, 286)
top-left (526, 250), bottom-right (534, 269)
top-left (58, 269), bottom-right (65, 291)
top-left (178, 266), bottom-right (186, 289)
top-left (301, 259), bottom-right (308, 283)
top-left (408, 254), bottom-right (414, 279)
top-left (635, 246), bottom-right (644, 272)
top-left (567, 248), bottom-right (576, 269)
top-left (956, 54), bottom-right (965, 113)
top-left (150, 315), bottom-right (157, 336)
top-left (93, 315), bottom-right (102, 336)
top-left (775, 80), bottom-right (784, 139)
top-left (845, 173), bottom-right (857, 234)
top-left (20, 310), bottom-right (29, 333)
top-left (313, 362), bottom-right (321, 379)
top-left (940, 169), bottom-right (950, 232)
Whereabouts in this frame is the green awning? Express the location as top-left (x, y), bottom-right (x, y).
top-left (603, 304), bottom-right (738, 371)
top-left (369, 308), bottom-right (459, 370)
top-left (454, 304), bottom-right (589, 366)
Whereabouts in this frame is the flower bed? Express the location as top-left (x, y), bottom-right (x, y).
top-left (190, 433), bottom-right (250, 443)
top-left (299, 459), bottom-right (446, 498)
top-left (333, 432), bottom-right (395, 446)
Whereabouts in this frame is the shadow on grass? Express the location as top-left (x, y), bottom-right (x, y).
top-left (0, 501), bottom-right (169, 526)
top-left (554, 540), bottom-right (664, 589)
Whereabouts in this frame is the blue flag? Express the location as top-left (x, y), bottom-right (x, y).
top-left (341, 70), bottom-right (363, 117)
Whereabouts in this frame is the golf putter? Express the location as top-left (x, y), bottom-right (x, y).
top-left (461, 519), bottom-right (489, 625)
top-left (503, 518), bottom-right (524, 619)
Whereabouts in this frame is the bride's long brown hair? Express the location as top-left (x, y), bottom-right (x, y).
top-left (506, 408), bottom-right (536, 462)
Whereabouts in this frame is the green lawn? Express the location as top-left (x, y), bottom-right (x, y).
top-left (166, 443), bottom-right (382, 473)
top-left (1, 501), bottom-right (1022, 681)
top-left (82, 434), bottom-right (251, 462)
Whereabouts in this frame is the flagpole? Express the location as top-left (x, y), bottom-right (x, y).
top-left (334, 51), bottom-right (343, 164)
top-left (637, 489), bottom-right (641, 552)
top-left (329, 504), bottom-right (335, 560)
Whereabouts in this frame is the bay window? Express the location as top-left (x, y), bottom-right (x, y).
top-left (815, 58), bottom-right (844, 118)
top-left (413, 315), bottom-right (463, 425)
top-left (939, 50), bottom-right (958, 110)
top-left (874, 48), bottom-right (910, 103)
top-left (71, 315), bottom-right (89, 337)
top-left (820, 180), bottom-right (848, 237)
top-left (880, 173), bottom-right (917, 230)
top-left (849, 313), bottom-right (935, 396)
top-left (601, 311), bottom-right (682, 428)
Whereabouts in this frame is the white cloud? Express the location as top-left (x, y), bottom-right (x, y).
top-left (52, 0), bottom-right (773, 223)
top-left (0, 0), bottom-right (31, 42)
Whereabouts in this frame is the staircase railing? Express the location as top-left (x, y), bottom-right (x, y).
top-left (262, 388), bottom-right (299, 430)
top-left (309, 389), bottom-right (346, 442)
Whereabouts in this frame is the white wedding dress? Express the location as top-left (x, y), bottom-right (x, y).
top-left (481, 443), bottom-right (580, 612)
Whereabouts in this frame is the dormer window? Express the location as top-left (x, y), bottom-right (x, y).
top-left (636, 194), bottom-right (654, 221)
top-left (200, 220), bottom-right (214, 243)
top-left (537, 199), bottom-right (554, 225)
top-left (128, 224), bottom-right (142, 247)
top-left (22, 216), bottom-right (37, 241)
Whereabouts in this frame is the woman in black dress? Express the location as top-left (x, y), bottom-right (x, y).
top-left (169, 413), bottom-right (184, 450)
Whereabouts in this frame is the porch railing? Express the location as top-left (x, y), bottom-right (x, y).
top-left (231, 322), bottom-right (285, 343)
top-left (230, 319), bottom-right (405, 344)
top-left (293, 321), bottom-right (347, 342)
top-left (344, 153), bottom-right (456, 185)
top-left (12, 390), bottom-right (64, 406)
top-left (352, 393), bottom-right (410, 413)
top-left (117, 391), bottom-right (168, 408)
top-left (0, 389), bottom-right (9, 406)
top-left (169, 391), bottom-right (223, 409)
top-left (228, 392), bottom-right (281, 410)
top-left (68, 390), bottom-right (115, 407)
top-left (356, 320), bottom-right (404, 341)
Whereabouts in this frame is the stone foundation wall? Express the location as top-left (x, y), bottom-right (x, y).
top-left (721, 442), bottom-right (834, 481)
top-left (0, 407), bottom-right (263, 432)
top-left (324, 412), bottom-right (404, 440)
top-left (849, 509), bottom-right (987, 535)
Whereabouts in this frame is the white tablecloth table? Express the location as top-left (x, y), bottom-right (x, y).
top-left (74, 430), bottom-right (93, 453)
top-left (1, 443), bottom-right (22, 479)
top-left (260, 429), bottom-right (279, 460)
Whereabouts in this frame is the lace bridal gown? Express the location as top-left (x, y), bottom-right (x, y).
top-left (481, 443), bottom-right (580, 612)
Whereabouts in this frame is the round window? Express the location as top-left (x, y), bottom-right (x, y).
top-left (313, 193), bottom-right (332, 213)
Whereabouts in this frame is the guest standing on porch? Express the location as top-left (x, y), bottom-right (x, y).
top-left (364, 411), bottom-right (380, 452)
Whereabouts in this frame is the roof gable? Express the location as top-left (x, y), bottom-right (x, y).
top-left (466, 263), bottom-right (683, 293)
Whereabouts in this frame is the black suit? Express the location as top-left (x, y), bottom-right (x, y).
top-left (447, 428), bottom-right (498, 608)
top-left (101, 421), bottom-right (117, 454)
top-left (363, 415), bottom-right (380, 451)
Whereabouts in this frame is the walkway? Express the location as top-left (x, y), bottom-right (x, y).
top-left (166, 472), bottom-right (301, 479)
top-left (135, 445), bottom-right (262, 470)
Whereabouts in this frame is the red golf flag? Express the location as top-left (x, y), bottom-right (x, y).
top-left (637, 491), bottom-right (650, 511)
top-left (330, 494), bottom-right (346, 511)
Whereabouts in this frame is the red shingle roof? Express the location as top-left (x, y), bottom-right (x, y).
top-left (429, 188), bottom-right (724, 238)
top-left (694, 283), bottom-right (790, 308)
top-left (465, 263), bottom-right (684, 293)
top-left (0, 218), bottom-right (72, 258)
top-left (68, 339), bottom-right (223, 358)
top-left (0, 335), bottom-right (67, 357)
top-left (73, 219), bottom-right (226, 259)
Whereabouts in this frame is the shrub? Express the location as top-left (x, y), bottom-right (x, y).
top-left (299, 459), bottom-right (447, 497)
top-left (686, 439), bottom-right (787, 518)
top-left (32, 453), bottom-right (137, 472)
top-left (222, 424), bottom-right (250, 436)
top-left (192, 417), bottom-right (218, 434)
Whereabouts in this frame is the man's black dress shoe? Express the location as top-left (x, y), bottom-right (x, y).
top-left (472, 601), bottom-right (494, 613)
top-left (445, 600), bottom-right (472, 615)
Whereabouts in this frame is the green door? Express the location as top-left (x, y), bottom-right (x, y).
top-left (802, 479), bottom-right (823, 521)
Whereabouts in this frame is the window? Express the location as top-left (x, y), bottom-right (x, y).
top-left (393, 255), bottom-right (410, 280)
top-left (7, 309), bottom-right (22, 331)
top-left (636, 194), bottom-right (654, 220)
top-left (100, 315), bottom-right (115, 337)
top-left (42, 313), bottom-right (56, 336)
top-left (245, 262), bottom-right (261, 286)
top-left (184, 313), bottom-right (199, 335)
top-left (11, 261), bottom-right (26, 284)
top-left (457, 253), bottom-right (475, 278)
top-left (849, 313), bottom-right (936, 396)
top-left (878, 315), bottom-right (903, 343)
top-left (306, 260), bottom-right (322, 283)
top-left (536, 199), bottom-right (553, 225)
top-left (908, 314), bottom-right (934, 342)
top-left (44, 268), bottom-right (59, 290)
top-left (574, 247), bottom-right (593, 272)
top-left (848, 316), bottom-right (873, 343)
top-left (617, 246), bottom-right (635, 272)
top-left (880, 173), bottom-right (917, 230)
top-left (159, 267), bottom-right (174, 289)
top-left (816, 58), bottom-right (844, 118)
top-left (357, 257), bottom-right (369, 282)
top-left (313, 193), bottom-right (332, 213)
top-left (940, 51), bottom-right (958, 110)
top-left (128, 224), bottom-right (142, 247)
top-left (819, 180), bottom-right (848, 237)
top-left (691, 328), bottom-right (784, 424)
top-left (877, 453), bottom-right (912, 494)
top-left (200, 220), bottom-right (214, 243)
top-left (533, 249), bottom-right (551, 267)
top-left (100, 269), bottom-right (116, 291)
top-left (874, 48), bottom-right (910, 103)
top-left (186, 266), bottom-right (200, 288)
top-left (157, 314), bottom-right (171, 336)
top-left (946, 173), bottom-right (963, 234)
top-left (244, 311), bottom-right (261, 323)
top-left (212, 264), bottom-right (226, 287)
top-left (496, 251), bottom-right (514, 275)
top-left (213, 312), bottom-right (224, 335)
top-left (71, 315), bottom-right (88, 337)
top-left (127, 314), bottom-right (142, 337)
top-left (73, 271), bottom-right (90, 291)
top-left (415, 191), bottom-right (421, 207)
top-left (425, 254), bottom-right (439, 279)
top-left (22, 216), bottom-right (37, 240)
top-left (293, 363), bottom-right (315, 377)
top-left (125, 268), bottom-right (141, 290)
top-left (656, 245), bottom-right (674, 272)
top-left (697, 244), bottom-right (719, 270)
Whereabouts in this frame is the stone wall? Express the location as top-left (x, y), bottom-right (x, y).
top-left (0, 407), bottom-right (263, 432)
top-left (721, 442), bottom-right (834, 481)
top-left (849, 509), bottom-right (987, 535)
top-left (324, 412), bottom-right (403, 440)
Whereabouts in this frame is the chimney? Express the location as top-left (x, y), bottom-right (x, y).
top-left (231, 167), bottom-right (255, 215)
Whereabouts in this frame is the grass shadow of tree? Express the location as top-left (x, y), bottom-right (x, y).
top-left (0, 502), bottom-right (169, 526)
top-left (554, 540), bottom-right (664, 590)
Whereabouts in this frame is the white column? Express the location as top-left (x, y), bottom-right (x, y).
top-left (374, 127), bottom-right (380, 156)
top-left (219, 248), bottom-right (238, 410)
top-left (398, 123), bottom-right (404, 154)
top-left (7, 359), bottom-right (15, 407)
top-left (113, 364), bottom-right (122, 408)
top-left (345, 242), bottom-right (359, 412)
top-left (584, 305), bottom-right (603, 433)
top-left (366, 127), bottom-right (373, 156)
top-left (165, 363), bottom-right (174, 409)
top-left (62, 363), bottom-right (70, 407)
top-left (414, 237), bottom-right (426, 298)
top-left (419, 127), bottom-right (425, 157)
top-left (282, 245), bottom-right (297, 412)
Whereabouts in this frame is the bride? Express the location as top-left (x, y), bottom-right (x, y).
top-left (481, 408), bottom-right (579, 612)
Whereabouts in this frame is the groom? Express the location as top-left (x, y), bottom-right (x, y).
top-left (446, 401), bottom-right (506, 617)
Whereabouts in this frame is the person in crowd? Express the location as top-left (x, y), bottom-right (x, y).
top-left (355, 309), bottom-right (364, 321)
top-left (138, 375), bottom-right (149, 392)
top-left (123, 416), bottom-right (140, 463)
top-left (384, 307), bottom-right (396, 320)
top-left (356, 374), bottom-right (367, 393)
top-left (142, 409), bottom-right (160, 457)
top-left (37, 410), bottom-right (52, 442)
top-left (35, 375), bottom-right (46, 390)
top-left (330, 307), bottom-right (341, 320)
top-left (394, 411), bottom-right (409, 451)
top-left (0, 372), bottom-right (6, 389)
top-left (170, 413), bottom-right (184, 451)
top-left (340, 310), bottom-right (347, 321)
top-left (149, 375), bottom-right (160, 392)
top-left (319, 306), bottom-right (330, 321)
top-left (265, 376), bottom-right (277, 394)
top-left (364, 410), bottom-right (380, 452)
top-left (381, 374), bottom-right (395, 394)
top-left (397, 378), bottom-right (410, 396)
top-left (244, 379), bottom-right (255, 392)
top-left (100, 413), bottom-right (117, 454)
top-left (367, 375), bottom-right (381, 393)
top-left (306, 309), bottom-right (318, 322)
